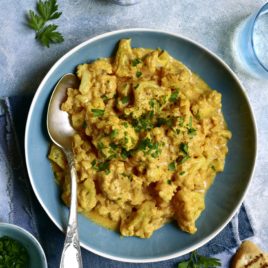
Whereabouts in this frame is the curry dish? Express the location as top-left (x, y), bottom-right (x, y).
top-left (48, 39), bottom-right (232, 238)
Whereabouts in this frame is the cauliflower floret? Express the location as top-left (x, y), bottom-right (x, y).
top-left (99, 161), bottom-right (132, 202)
top-left (77, 178), bottom-right (97, 212)
top-left (155, 181), bottom-right (177, 203)
top-left (172, 189), bottom-right (205, 234)
top-left (120, 201), bottom-right (165, 238)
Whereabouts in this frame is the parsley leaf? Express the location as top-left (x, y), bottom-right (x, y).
top-left (168, 161), bottom-right (176, 171)
top-left (132, 58), bottom-right (142, 66)
top-left (178, 142), bottom-right (190, 164)
top-left (177, 261), bottom-right (189, 268)
top-left (110, 129), bottom-right (118, 139)
top-left (178, 251), bottom-right (221, 268)
top-left (36, 24), bottom-right (64, 47)
top-left (136, 71), bottom-right (142, 78)
top-left (178, 154), bottom-right (190, 164)
top-left (187, 116), bottom-right (197, 136)
top-left (97, 141), bottom-right (105, 151)
top-left (121, 96), bottom-right (130, 104)
top-left (37, 0), bottom-right (62, 21)
top-left (91, 109), bottom-right (105, 117)
top-left (26, 0), bottom-right (64, 47)
top-left (179, 143), bottom-right (188, 155)
top-left (188, 127), bottom-right (197, 136)
top-left (211, 165), bottom-right (216, 171)
top-left (91, 159), bottom-right (97, 168)
top-left (27, 10), bottom-right (45, 31)
top-left (122, 122), bottom-right (128, 128)
top-left (134, 83), bottom-right (139, 90)
top-left (82, 121), bottom-right (87, 129)
top-left (149, 99), bottom-right (155, 108)
top-left (97, 161), bottom-right (110, 174)
top-left (121, 148), bottom-right (131, 159)
top-left (101, 95), bottom-right (109, 102)
top-left (169, 88), bottom-right (179, 102)
top-left (109, 143), bottom-right (118, 150)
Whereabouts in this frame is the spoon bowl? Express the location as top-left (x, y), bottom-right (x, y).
top-left (47, 73), bottom-right (83, 268)
top-left (47, 74), bottom-right (79, 150)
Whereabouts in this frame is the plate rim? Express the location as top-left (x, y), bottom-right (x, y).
top-left (24, 27), bottom-right (258, 263)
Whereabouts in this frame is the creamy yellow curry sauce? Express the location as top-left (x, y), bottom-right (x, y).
top-left (48, 39), bottom-right (231, 238)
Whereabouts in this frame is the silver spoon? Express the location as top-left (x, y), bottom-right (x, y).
top-left (47, 73), bottom-right (83, 268)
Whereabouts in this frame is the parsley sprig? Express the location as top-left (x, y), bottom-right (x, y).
top-left (27, 0), bottom-right (64, 47)
top-left (178, 251), bottom-right (221, 268)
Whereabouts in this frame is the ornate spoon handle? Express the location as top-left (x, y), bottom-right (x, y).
top-left (60, 151), bottom-right (83, 268)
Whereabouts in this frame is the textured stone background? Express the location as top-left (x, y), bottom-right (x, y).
top-left (1, 0), bottom-right (268, 258)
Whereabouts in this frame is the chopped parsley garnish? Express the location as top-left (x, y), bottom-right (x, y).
top-left (134, 83), bottom-right (139, 90)
top-left (168, 161), bottom-right (176, 171)
top-left (91, 159), bottom-right (97, 167)
top-left (136, 71), bottom-right (142, 78)
top-left (179, 143), bottom-right (188, 155)
top-left (110, 129), bottom-right (118, 138)
top-left (137, 138), bottom-right (161, 158)
top-left (123, 122), bottom-right (128, 128)
top-left (91, 109), bottom-right (104, 117)
top-left (131, 58), bottom-right (142, 66)
top-left (169, 88), bottom-right (179, 102)
top-left (177, 251), bottom-right (221, 268)
top-left (97, 161), bottom-right (110, 174)
top-left (156, 116), bottom-right (176, 128)
top-left (121, 172), bottom-right (133, 181)
top-left (178, 142), bottom-right (190, 164)
top-left (121, 148), bottom-right (131, 159)
top-left (91, 159), bottom-right (110, 174)
top-left (82, 121), bottom-right (87, 129)
top-left (188, 127), bottom-right (197, 136)
top-left (149, 99), bottom-right (155, 108)
top-left (138, 138), bottom-right (152, 151)
top-left (121, 96), bottom-right (130, 104)
top-left (175, 128), bottom-right (180, 134)
top-left (167, 179), bottom-right (172, 185)
top-left (178, 116), bottom-right (184, 127)
top-left (109, 143), bottom-right (118, 150)
top-left (166, 117), bottom-right (176, 128)
top-left (132, 113), bottom-right (154, 132)
top-left (211, 165), bottom-right (216, 171)
top-left (189, 116), bottom-right (193, 127)
top-left (195, 112), bottom-right (201, 121)
top-left (123, 131), bottom-right (129, 145)
top-left (179, 171), bottom-right (186, 176)
top-left (150, 152), bottom-right (158, 158)
top-left (159, 95), bottom-right (167, 106)
top-left (178, 154), bottom-right (190, 164)
top-left (156, 117), bottom-right (167, 127)
top-left (0, 236), bottom-right (29, 268)
top-left (187, 116), bottom-right (197, 136)
top-left (101, 95), bottom-right (109, 102)
top-left (97, 142), bottom-right (105, 151)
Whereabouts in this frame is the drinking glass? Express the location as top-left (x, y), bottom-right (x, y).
top-left (232, 2), bottom-right (268, 79)
top-left (111, 0), bottom-right (140, 5)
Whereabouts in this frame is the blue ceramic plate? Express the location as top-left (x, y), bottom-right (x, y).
top-left (0, 223), bottom-right (47, 268)
top-left (25, 29), bottom-right (257, 263)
